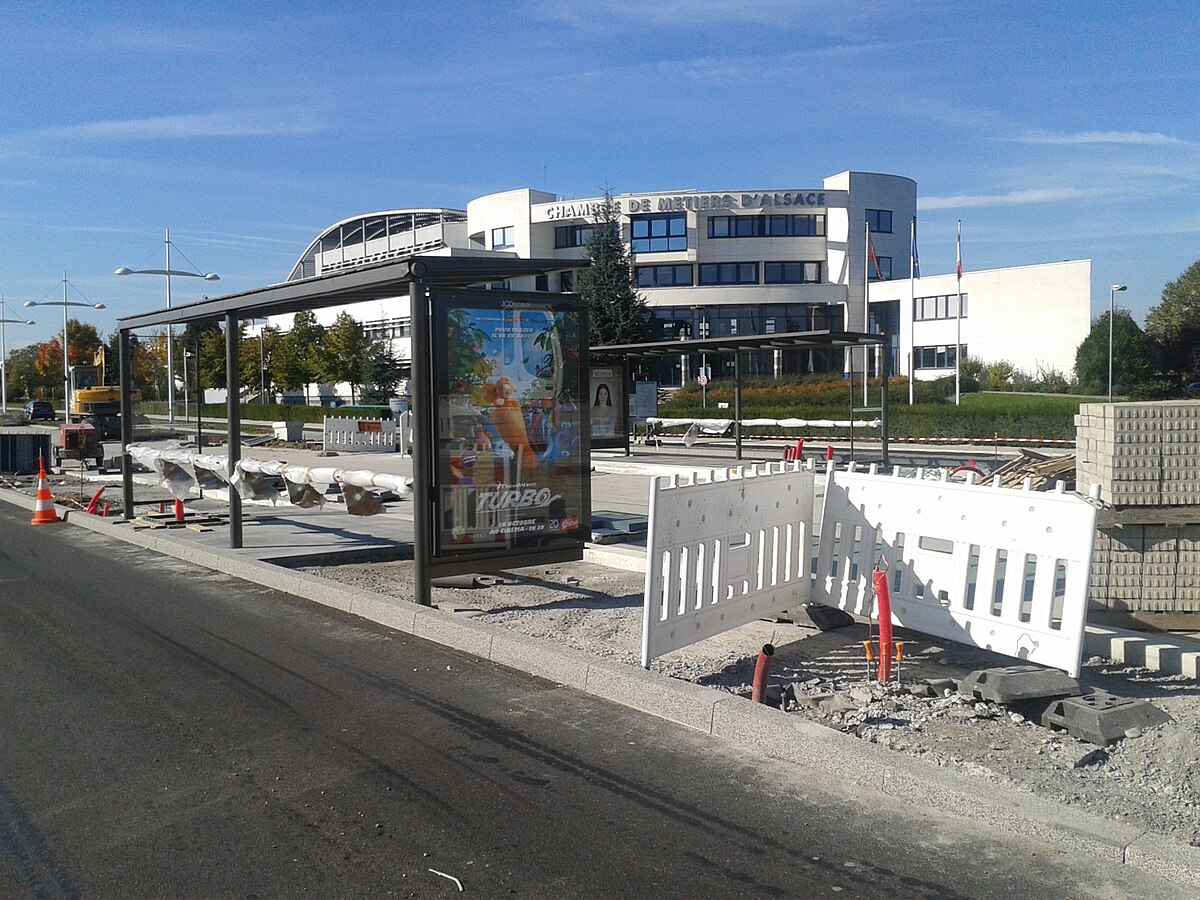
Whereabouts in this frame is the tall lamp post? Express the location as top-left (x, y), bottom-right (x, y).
top-left (116, 228), bottom-right (219, 431)
top-left (24, 273), bottom-right (106, 424)
top-left (0, 297), bottom-right (37, 415)
top-left (1109, 284), bottom-right (1128, 402)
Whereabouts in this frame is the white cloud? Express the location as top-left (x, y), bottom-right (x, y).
top-left (919, 187), bottom-right (1097, 210)
top-left (8, 109), bottom-right (326, 144)
top-left (1015, 130), bottom-right (1189, 147)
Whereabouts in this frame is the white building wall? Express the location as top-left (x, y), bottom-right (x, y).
top-left (869, 259), bottom-right (1092, 381)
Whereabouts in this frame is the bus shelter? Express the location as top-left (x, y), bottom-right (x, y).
top-left (591, 329), bottom-right (890, 462)
top-left (115, 254), bottom-right (587, 565)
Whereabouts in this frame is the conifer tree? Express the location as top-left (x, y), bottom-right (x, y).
top-left (576, 192), bottom-right (653, 347)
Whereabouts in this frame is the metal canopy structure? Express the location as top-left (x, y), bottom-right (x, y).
top-left (591, 328), bottom-right (884, 359)
top-left (117, 255), bottom-right (584, 330)
top-left (116, 253), bottom-right (588, 550)
top-left (590, 328), bottom-right (890, 463)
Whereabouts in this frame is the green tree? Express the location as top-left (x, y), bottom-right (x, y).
top-left (278, 311), bottom-right (325, 402)
top-left (1145, 259), bottom-right (1200, 380)
top-left (1074, 309), bottom-right (1155, 395)
top-left (320, 312), bottom-right (372, 403)
top-left (576, 192), bottom-right (653, 347)
top-left (5, 344), bottom-right (47, 400)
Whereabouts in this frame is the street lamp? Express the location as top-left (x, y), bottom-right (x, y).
top-left (0, 297), bottom-right (36, 415)
top-left (1109, 284), bottom-right (1128, 402)
top-left (116, 227), bottom-right (219, 431)
top-left (24, 272), bottom-right (106, 424)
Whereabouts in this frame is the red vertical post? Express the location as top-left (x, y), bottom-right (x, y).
top-left (174, 498), bottom-right (185, 523)
top-left (874, 568), bottom-right (893, 683)
top-left (751, 644), bottom-right (775, 703)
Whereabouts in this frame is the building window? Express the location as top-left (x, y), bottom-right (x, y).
top-left (707, 214), bottom-right (825, 238)
top-left (491, 226), bottom-right (515, 250)
top-left (914, 294), bottom-right (967, 321)
top-left (636, 264), bottom-right (693, 287)
top-left (699, 262), bottom-right (758, 285)
top-left (534, 274), bottom-right (549, 292)
top-left (914, 344), bottom-right (967, 369)
top-left (870, 257), bottom-right (892, 281)
top-left (631, 213), bottom-right (687, 253)
top-left (559, 271), bottom-right (575, 293)
top-left (866, 209), bottom-right (893, 233)
top-left (764, 261), bottom-right (822, 284)
top-left (554, 224), bottom-right (594, 249)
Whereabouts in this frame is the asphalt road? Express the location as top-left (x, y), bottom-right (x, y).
top-left (0, 503), bottom-right (1175, 898)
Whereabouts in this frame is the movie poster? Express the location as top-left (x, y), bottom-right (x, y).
top-left (433, 295), bottom-right (587, 554)
top-left (588, 364), bottom-right (627, 449)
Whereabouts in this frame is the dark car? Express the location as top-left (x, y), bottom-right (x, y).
top-left (22, 400), bottom-right (54, 422)
top-left (1186, 382), bottom-right (1200, 398)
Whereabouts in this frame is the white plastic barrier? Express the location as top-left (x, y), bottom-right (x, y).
top-left (814, 465), bottom-right (1097, 677)
top-left (642, 460), bottom-right (816, 667)
top-left (323, 416), bottom-right (397, 453)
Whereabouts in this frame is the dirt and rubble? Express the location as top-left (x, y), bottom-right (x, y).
top-left (304, 557), bottom-right (1200, 847)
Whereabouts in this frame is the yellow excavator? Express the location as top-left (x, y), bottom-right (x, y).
top-left (70, 347), bottom-right (141, 438)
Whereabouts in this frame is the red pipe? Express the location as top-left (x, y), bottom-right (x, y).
top-left (874, 569), bottom-right (893, 683)
top-left (85, 486), bottom-right (106, 515)
top-left (174, 498), bottom-right (185, 523)
top-left (752, 643), bottom-right (775, 703)
top-left (825, 445), bottom-right (834, 462)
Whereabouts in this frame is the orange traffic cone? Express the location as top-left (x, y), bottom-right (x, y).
top-left (31, 456), bottom-right (61, 526)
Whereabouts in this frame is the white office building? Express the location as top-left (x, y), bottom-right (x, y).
top-left (270, 171), bottom-right (1091, 397)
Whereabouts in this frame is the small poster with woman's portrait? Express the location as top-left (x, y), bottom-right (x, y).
top-left (589, 364), bottom-right (626, 449)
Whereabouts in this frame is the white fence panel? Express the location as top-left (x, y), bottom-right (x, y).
top-left (323, 417), bottom-right (397, 453)
top-left (814, 466), bottom-right (1097, 677)
top-left (642, 461), bottom-right (816, 667)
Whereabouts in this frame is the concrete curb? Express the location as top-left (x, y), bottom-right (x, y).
top-left (5, 486), bottom-right (1199, 887)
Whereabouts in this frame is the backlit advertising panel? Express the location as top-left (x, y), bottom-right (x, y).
top-left (432, 292), bottom-right (588, 559)
top-left (588, 363), bottom-right (627, 450)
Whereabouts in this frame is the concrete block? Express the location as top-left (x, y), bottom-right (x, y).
top-left (411, 606), bottom-right (495, 659)
top-left (587, 661), bottom-right (722, 732)
top-left (1041, 691), bottom-right (1173, 746)
top-left (1182, 652), bottom-right (1200, 679)
top-left (1144, 644), bottom-right (1183, 675)
top-left (488, 631), bottom-right (591, 690)
top-left (1109, 635), bottom-right (1149, 666)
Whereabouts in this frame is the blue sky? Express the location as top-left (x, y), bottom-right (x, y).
top-left (1, 1), bottom-right (1197, 348)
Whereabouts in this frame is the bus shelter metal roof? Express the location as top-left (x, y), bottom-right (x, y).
top-left (589, 328), bottom-right (890, 464)
top-left (117, 255), bottom-right (587, 330)
top-left (116, 254), bottom-right (588, 551)
top-left (591, 329), bottom-right (884, 358)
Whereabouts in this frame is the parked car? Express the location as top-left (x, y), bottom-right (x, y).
top-left (1185, 382), bottom-right (1200, 398)
top-left (22, 400), bottom-right (54, 422)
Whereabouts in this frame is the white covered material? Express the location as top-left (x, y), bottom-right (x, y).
top-left (648, 416), bottom-right (881, 432)
top-left (323, 416), bottom-right (397, 452)
top-left (126, 446), bottom-right (412, 511)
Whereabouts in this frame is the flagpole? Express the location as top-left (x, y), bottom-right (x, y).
top-left (955, 218), bottom-right (962, 407)
top-left (909, 216), bottom-right (916, 406)
top-left (863, 220), bottom-right (870, 407)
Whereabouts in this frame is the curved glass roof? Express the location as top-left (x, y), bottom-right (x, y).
top-left (287, 208), bottom-right (467, 282)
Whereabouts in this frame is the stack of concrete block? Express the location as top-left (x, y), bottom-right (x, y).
top-left (1078, 401), bottom-right (1200, 616)
top-left (1076, 401), bottom-right (1200, 506)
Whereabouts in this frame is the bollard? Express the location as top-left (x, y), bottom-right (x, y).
top-left (751, 643), bottom-right (775, 703)
top-left (874, 567), bottom-right (893, 683)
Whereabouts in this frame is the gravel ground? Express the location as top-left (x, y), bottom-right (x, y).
top-left (304, 557), bottom-right (1200, 847)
